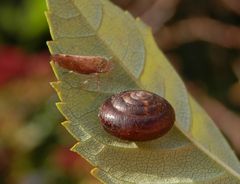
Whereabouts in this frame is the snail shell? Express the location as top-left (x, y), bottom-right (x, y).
top-left (98, 90), bottom-right (175, 141)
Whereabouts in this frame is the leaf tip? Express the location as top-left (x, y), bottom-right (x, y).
top-left (61, 120), bottom-right (69, 127)
top-left (90, 168), bottom-right (99, 176)
top-left (70, 142), bottom-right (81, 153)
top-left (50, 61), bottom-right (62, 80)
top-left (56, 102), bottom-right (67, 114)
top-left (50, 81), bottom-right (61, 91)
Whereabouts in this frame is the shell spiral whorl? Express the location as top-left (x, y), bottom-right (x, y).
top-left (98, 90), bottom-right (175, 141)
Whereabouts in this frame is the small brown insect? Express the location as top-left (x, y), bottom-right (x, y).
top-left (51, 54), bottom-right (113, 74)
top-left (98, 90), bottom-right (175, 141)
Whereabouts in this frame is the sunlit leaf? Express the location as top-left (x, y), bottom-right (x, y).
top-left (46, 0), bottom-right (240, 183)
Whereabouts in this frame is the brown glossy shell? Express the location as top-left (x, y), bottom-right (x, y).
top-left (51, 54), bottom-right (112, 74)
top-left (98, 90), bottom-right (175, 141)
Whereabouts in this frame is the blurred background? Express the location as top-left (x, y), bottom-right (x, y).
top-left (0, 0), bottom-right (239, 183)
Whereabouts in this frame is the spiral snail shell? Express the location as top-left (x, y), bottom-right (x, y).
top-left (98, 90), bottom-right (175, 141)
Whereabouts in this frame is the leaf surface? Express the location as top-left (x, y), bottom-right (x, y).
top-left (46, 0), bottom-right (240, 183)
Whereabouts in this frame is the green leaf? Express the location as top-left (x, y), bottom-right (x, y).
top-left (46, 0), bottom-right (240, 183)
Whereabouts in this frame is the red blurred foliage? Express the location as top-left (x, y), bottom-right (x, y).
top-left (0, 46), bottom-right (50, 88)
top-left (54, 147), bottom-right (80, 171)
top-left (52, 146), bottom-right (98, 181)
top-left (27, 52), bottom-right (51, 76)
top-left (0, 47), bottom-right (27, 86)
